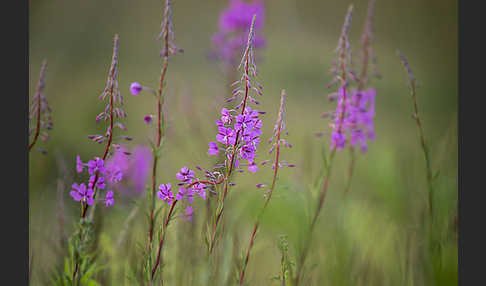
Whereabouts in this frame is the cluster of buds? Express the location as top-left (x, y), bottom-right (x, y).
top-left (158, 0), bottom-right (184, 57)
top-left (29, 60), bottom-right (53, 151)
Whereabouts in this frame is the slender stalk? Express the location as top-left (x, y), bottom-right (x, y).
top-left (73, 34), bottom-right (119, 283)
top-left (344, 0), bottom-right (376, 195)
top-left (411, 79), bottom-right (434, 218)
top-left (29, 60), bottom-right (47, 151)
top-left (398, 51), bottom-right (434, 220)
top-left (208, 48), bottom-right (251, 255)
top-left (295, 6), bottom-right (353, 284)
top-left (294, 152), bottom-right (335, 286)
top-left (151, 200), bottom-right (177, 280)
top-left (239, 91), bottom-right (286, 285)
top-left (147, 14), bottom-right (170, 255)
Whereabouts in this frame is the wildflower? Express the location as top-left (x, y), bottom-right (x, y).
top-left (248, 161), bottom-right (258, 173)
top-left (105, 146), bottom-right (151, 196)
top-left (208, 142), bottom-right (219, 156)
top-left (185, 206), bottom-right (194, 221)
top-left (105, 191), bottom-right (114, 207)
top-left (235, 113), bottom-right (254, 131)
top-left (176, 187), bottom-right (195, 203)
top-left (107, 166), bottom-right (123, 183)
top-left (176, 167), bottom-right (195, 185)
top-left (216, 126), bottom-right (236, 145)
top-left (70, 183), bottom-right (94, 206)
top-left (192, 182), bottom-right (207, 200)
top-left (158, 183), bottom-right (174, 205)
top-left (221, 108), bottom-right (233, 124)
top-left (88, 175), bottom-right (106, 189)
top-left (144, 115), bottom-right (153, 124)
top-left (76, 155), bottom-right (84, 173)
top-left (87, 157), bottom-right (106, 175)
top-left (325, 5), bottom-right (355, 151)
top-left (130, 82), bottom-right (143, 96)
top-left (211, 0), bottom-right (265, 67)
top-left (347, 88), bottom-right (376, 152)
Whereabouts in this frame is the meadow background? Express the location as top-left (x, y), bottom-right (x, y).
top-left (29, 0), bottom-right (457, 285)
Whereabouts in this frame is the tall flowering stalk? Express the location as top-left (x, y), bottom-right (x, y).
top-left (29, 59), bottom-right (53, 152)
top-left (239, 90), bottom-right (293, 285)
top-left (344, 0), bottom-right (378, 195)
top-left (398, 51), bottom-right (434, 221)
top-left (68, 34), bottom-right (127, 284)
top-left (208, 0), bottom-right (266, 234)
top-left (129, 0), bottom-right (183, 269)
top-left (294, 6), bottom-right (355, 286)
top-left (207, 14), bottom-right (264, 255)
top-left (149, 16), bottom-right (263, 282)
top-left (129, 0), bottom-right (183, 282)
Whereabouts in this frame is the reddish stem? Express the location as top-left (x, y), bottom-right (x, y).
top-left (147, 16), bottom-right (170, 254)
top-left (151, 200), bottom-right (177, 280)
top-left (73, 36), bottom-right (118, 283)
top-left (295, 29), bottom-right (349, 285)
top-left (28, 86), bottom-right (42, 151)
top-left (239, 118), bottom-right (282, 285)
top-left (208, 50), bottom-right (251, 255)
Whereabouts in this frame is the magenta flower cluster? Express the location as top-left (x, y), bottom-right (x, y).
top-left (208, 106), bottom-right (263, 173)
top-left (329, 88), bottom-right (376, 151)
top-left (71, 156), bottom-right (120, 207)
top-left (326, 6), bottom-right (376, 153)
top-left (347, 88), bottom-right (376, 152)
top-left (211, 0), bottom-right (265, 67)
top-left (157, 167), bottom-right (208, 221)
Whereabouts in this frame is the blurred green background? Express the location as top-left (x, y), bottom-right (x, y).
top-left (29, 0), bottom-right (457, 285)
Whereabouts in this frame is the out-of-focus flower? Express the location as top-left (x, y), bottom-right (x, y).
top-left (144, 115), bottom-right (153, 124)
top-left (105, 191), bottom-right (114, 207)
top-left (104, 145), bottom-right (152, 197)
top-left (211, 0), bottom-right (265, 68)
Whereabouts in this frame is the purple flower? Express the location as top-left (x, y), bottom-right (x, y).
top-left (76, 155), bottom-right (84, 173)
top-left (208, 142), bottom-right (219, 156)
top-left (211, 0), bottom-right (265, 67)
top-left (176, 188), bottom-right (185, 201)
top-left (177, 187), bottom-right (195, 203)
top-left (221, 108), bottom-right (232, 124)
top-left (105, 191), bottom-right (114, 207)
top-left (331, 131), bottom-right (346, 150)
top-left (130, 82), bottom-right (143, 96)
top-left (105, 145), bottom-right (151, 196)
top-left (88, 175), bottom-right (106, 189)
top-left (70, 183), bottom-right (94, 206)
top-left (248, 161), bottom-right (258, 173)
top-left (158, 183), bottom-right (174, 205)
top-left (87, 157), bottom-right (106, 175)
top-left (216, 126), bottom-right (236, 146)
top-left (108, 166), bottom-right (123, 183)
top-left (185, 206), bottom-right (194, 221)
top-left (239, 143), bottom-right (256, 161)
top-left (192, 182), bottom-right (207, 200)
top-left (219, 0), bottom-right (264, 32)
top-left (144, 115), bottom-right (153, 124)
top-left (176, 167), bottom-right (195, 184)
